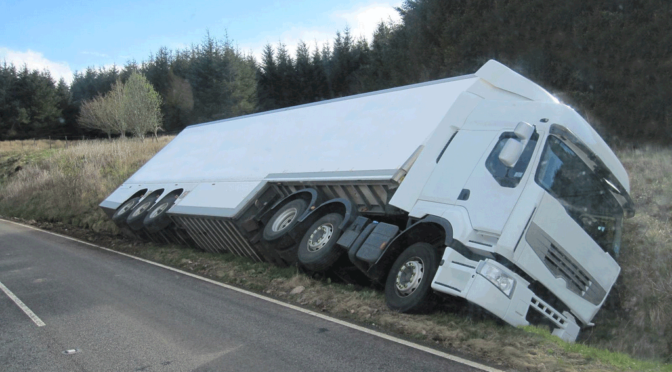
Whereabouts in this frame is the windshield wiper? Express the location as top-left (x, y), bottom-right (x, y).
top-left (602, 178), bottom-right (621, 194)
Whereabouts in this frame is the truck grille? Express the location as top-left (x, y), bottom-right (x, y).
top-left (526, 223), bottom-right (606, 305)
top-left (172, 216), bottom-right (263, 262)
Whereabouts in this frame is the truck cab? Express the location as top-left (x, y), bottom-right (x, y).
top-left (381, 64), bottom-right (635, 342)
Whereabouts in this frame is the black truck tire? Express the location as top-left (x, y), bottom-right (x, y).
top-left (143, 195), bottom-right (177, 233)
top-left (112, 196), bottom-right (141, 225)
top-left (263, 199), bottom-right (308, 241)
top-left (126, 195), bottom-right (158, 231)
top-left (385, 242), bottom-right (438, 313)
top-left (297, 213), bottom-right (344, 272)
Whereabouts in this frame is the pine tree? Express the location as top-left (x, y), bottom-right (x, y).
top-left (330, 28), bottom-right (364, 96)
top-left (144, 47), bottom-right (172, 99)
top-left (257, 44), bottom-right (279, 111)
top-left (120, 61), bottom-right (139, 82)
top-left (275, 42), bottom-right (296, 107)
top-left (320, 42), bottom-right (334, 98)
top-left (7, 67), bottom-right (61, 137)
top-left (188, 31), bottom-right (229, 122)
top-left (0, 63), bottom-right (17, 138)
top-left (225, 50), bottom-right (258, 117)
top-left (310, 42), bottom-right (329, 101)
top-left (295, 41), bottom-right (312, 104)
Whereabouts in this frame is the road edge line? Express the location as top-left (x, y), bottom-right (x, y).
top-left (0, 280), bottom-right (46, 327)
top-left (1, 218), bottom-right (504, 372)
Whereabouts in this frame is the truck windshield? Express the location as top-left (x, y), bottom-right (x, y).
top-left (535, 135), bottom-right (624, 257)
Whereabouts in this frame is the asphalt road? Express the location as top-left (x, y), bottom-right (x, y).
top-left (0, 220), bottom-right (487, 372)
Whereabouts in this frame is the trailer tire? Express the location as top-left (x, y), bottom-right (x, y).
top-left (385, 242), bottom-right (438, 314)
top-left (263, 199), bottom-right (308, 242)
top-left (297, 213), bottom-right (344, 272)
top-left (112, 197), bottom-right (141, 225)
top-left (126, 195), bottom-right (159, 231)
top-left (143, 196), bottom-right (177, 233)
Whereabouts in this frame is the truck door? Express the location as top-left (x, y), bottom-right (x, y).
top-left (419, 130), bottom-right (500, 205)
top-left (456, 130), bottom-right (540, 234)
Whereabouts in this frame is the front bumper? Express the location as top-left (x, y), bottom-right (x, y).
top-left (431, 248), bottom-right (580, 342)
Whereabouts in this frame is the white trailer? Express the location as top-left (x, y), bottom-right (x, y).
top-left (101, 60), bottom-right (634, 342)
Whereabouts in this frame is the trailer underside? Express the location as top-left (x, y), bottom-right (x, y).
top-left (136, 178), bottom-right (405, 265)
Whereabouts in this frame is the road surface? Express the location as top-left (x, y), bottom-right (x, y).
top-left (0, 219), bottom-right (492, 372)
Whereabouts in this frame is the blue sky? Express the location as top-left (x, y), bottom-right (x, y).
top-left (0, 0), bottom-right (401, 84)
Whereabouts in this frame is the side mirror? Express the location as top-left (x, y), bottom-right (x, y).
top-left (499, 138), bottom-right (524, 167)
top-left (514, 121), bottom-right (534, 140)
top-left (499, 122), bottom-right (535, 167)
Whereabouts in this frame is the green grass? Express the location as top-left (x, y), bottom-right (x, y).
top-left (524, 326), bottom-right (672, 371)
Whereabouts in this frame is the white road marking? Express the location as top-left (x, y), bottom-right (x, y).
top-left (0, 219), bottom-right (503, 372)
top-left (0, 280), bottom-right (46, 327)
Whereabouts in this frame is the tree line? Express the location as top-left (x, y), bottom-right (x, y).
top-left (1, 0), bottom-right (670, 144)
top-left (0, 64), bottom-right (71, 139)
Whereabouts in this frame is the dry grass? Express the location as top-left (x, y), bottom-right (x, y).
top-left (0, 138), bottom-right (671, 369)
top-left (0, 138), bottom-right (70, 155)
top-left (586, 146), bottom-right (672, 361)
top-left (0, 137), bottom-right (173, 233)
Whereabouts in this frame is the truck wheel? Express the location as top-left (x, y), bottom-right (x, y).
top-left (112, 196), bottom-right (141, 225)
top-left (297, 213), bottom-right (344, 272)
top-left (263, 199), bottom-right (308, 241)
top-left (126, 195), bottom-right (158, 231)
top-left (385, 242), bottom-right (438, 313)
top-left (143, 196), bottom-right (177, 233)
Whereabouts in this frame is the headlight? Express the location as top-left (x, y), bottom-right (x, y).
top-left (477, 261), bottom-right (516, 298)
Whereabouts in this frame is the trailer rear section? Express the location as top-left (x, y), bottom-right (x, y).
top-left (101, 71), bottom-right (469, 270)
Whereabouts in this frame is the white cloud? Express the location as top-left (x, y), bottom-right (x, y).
top-left (275, 27), bottom-right (334, 56)
top-left (331, 2), bottom-right (402, 41)
top-left (80, 51), bottom-right (109, 58)
top-left (240, 1), bottom-right (402, 63)
top-left (0, 47), bottom-right (74, 84)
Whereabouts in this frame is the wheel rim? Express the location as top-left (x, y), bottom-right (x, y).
top-left (271, 208), bottom-right (298, 232)
top-left (395, 257), bottom-right (424, 297)
top-left (116, 200), bottom-right (136, 216)
top-left (131, 201), bottom-right (152, 218)
top-left (149, 202), bottom-right (170, 219)
top-left (307, 223), bottom-right (334, 252)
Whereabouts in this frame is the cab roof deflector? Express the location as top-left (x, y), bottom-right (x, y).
top-left (476, 60), bottom-right (558, 103)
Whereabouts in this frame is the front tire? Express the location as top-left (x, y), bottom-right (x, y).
top-left (385, 242), bottom-right (438, 313)
top-left (297, 213), bottom-right (344, 272)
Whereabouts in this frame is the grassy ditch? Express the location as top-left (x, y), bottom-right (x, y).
top-left (587, 147), bottom-right (672, 361)
top-left (0, 138), bottom-right (172, 234)
top-left (0, 138), bottom-right (671, 371)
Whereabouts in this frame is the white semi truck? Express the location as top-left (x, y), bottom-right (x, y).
top-left (100, 60), bottom-right (634, 342)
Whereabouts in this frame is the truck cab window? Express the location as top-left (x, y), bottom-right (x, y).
top-left (535, 135), bottom-right (624, 257)
top-left (485, 131), bottom-right (539, 188)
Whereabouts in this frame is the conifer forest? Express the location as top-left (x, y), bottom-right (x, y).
top-left (1, 0), bottom-right (670, 145)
